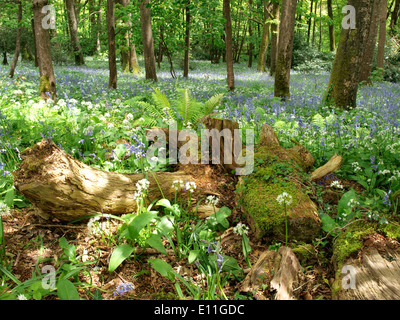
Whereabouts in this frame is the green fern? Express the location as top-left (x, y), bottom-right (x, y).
top-left (202, 93), bottom-right (224, 117)
top-left (125, 87), bottom-right (224, 130)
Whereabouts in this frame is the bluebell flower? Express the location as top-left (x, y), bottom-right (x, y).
top-left (113, 282), bottom-right (135, 296)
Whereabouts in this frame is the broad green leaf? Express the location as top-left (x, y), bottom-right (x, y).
top-left (337, 189), bottom-right (357, 215)
top-left (128, 211), bottom-right (158, 241)
top-left (146, 234), bottom-right (167, 255)
top-left (108, 244), bottom-right (134, 273)
top-left (57, 279), bottom-right (80, 300)
top-left (4, 188), bottom-right (14, 208)
top-left (320, 213), bottom-right (338, 234)
top-left (59, 237), bottom-right (76, 261)
top-left (188, 250), bottom-right (200, 264)
top-left (148, 258), bottom-right (175, 282)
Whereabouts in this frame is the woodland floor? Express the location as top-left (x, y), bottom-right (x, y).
top-left (3, 164), bottom-right (383, 301)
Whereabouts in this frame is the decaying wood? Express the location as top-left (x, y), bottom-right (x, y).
top-left (336, 247), bottom-right (400, 300)
top-left (311, 153), bottom-right (343, 181)
top-left (238, 124), bottom-right (321, 242)
top-left (12, 139), bottom-right (217, 222)
top-left (240, 246), bottom-right (303, 300)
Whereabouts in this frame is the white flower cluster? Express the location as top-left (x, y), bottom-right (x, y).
top-left (351, 162), bottom-right (362, 173)
top-left (172, 180), bottom-right (184, 191)
top-left (388, 170), bottom-right (400, 182)
top-left (133, 179), bottom-right (150, 201)
top-left (233, 222), bottom-right (249, 236)
top-left (0, 201), bottom-right (11, 216)
top-left (276, 192), bottom-right (293, 206)
top-left (205, 195), bottom-right (219, 207)
top-left (347, 198), bottom-right (360, 208)
top-left (185, 181), bottom-right (197, 193)
top-left (330, 180), bottom-right (344, 189)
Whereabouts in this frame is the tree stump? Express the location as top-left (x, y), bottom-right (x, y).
top-left (335, 247), bottom-right (400, 300)
top-left (238, 124), bottom-right (321, 242)
top-left (240, 246), bottom-right (303, 300)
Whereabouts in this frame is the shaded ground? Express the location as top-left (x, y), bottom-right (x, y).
top-left (1, 170), bottom-right (377, 301)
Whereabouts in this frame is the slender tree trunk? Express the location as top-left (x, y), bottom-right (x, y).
top-left (248, 5), bottom-right (254, 68)
top-left (183, 0), bottom-right (190, 78)
top-left (31, 18), bottom-right (39, 67)
top-left (32, 0), bottom-right (57, 100)
top-left (307, 0), bottom-right (313, 45)
top-left (9, 0), bottom-right (22, 78)
top-left (377, 0), bottom-right (388, 78)
top-left (274, 0), bottom-right (297, 99)
top-left (107, 0), bottom-right (117, 89)
top-left (2, 52), bottom-right (8, 65)
top-left (327, 0), bottom-right (335, 51)
top-left (223, 0), bottom-right (235, 91)
top-left (65, 0), bottom-right (85, 65)
top-left (270, 1), bottom-right (280, 76)
top-left (139, 0), bottom-right (157, 81)
top-left (157, 26), bottom-right (164, 69)
top-left (318, 1), bottom-right (322, 51)
top-left (390, 0), bottom-right (400, 34)
top-left (312, 0), bottom-right (317, 46)
top-left (96, 0), bottom-right (102, 53)
top-left (359, 0), bottom-right (381, 84)
top-left (324, 0), bottom-right (377, 109)
top-left (257, 1), bottom-right (271, 72)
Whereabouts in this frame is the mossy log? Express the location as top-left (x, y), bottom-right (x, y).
top-left (238, 124), bottom-right (321, 242)
top-left (12, 139), bottom-right (217, 221)
top-left (240, 246), bottom-right (303, 300)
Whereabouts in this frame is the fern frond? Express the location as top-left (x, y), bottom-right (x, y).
top-left (151, 87), bottom-right (171, 110)
top-left (137, 101), bottom-right (165, 120)
top-left (203, 93), bottom-right (224, 116)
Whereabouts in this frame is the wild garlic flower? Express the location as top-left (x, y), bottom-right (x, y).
top-left (0, 201), bottom-right (11, 216)
top-left (330, 180), bottom-right (344, 189)
top-left (133, 179), bottom-right (150, 201)
top-left (233, 222), bottom-right (249, 236)
top-left (185, 181), bottom-right (197, 193)
top-left (205, 195), bottom-right (219, 206)
top-left (276, 192), bottom-right (293, 206)
top-left (17, 294), bottom-right (27, 300)
top-left (172, 180), bottom-right (184, 191)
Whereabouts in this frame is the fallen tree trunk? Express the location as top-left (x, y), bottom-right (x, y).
top-left (12, 139), bottom-right (216, 221)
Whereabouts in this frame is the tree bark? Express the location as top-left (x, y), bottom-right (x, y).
top-left (307, 0), bottom-right (313, 45)
top-left (31, 17), bottom-right (39, 67)
top-left (13, 139), bottom-right (221, 221)
top-left (359, 0), bottom-right (381, 84)
top-left (257, 0), bottom-right (272, 72)
top-left (270, 1), bottom-right (280, 76)
top-left (240, 247), bottom-right (303, 300)
top-left (223, 0), bottom-right (235, 91)
top-left (65, 0), bottom-right (85, 65)
top-left (9, 0), bottom-right (22, 79)
top-left (274, 0), bottom-right (297, 100)
top-left (107, 0), bottom-right (117, 89)
top-left (377, 0), bottom-right (388, 78)
top-left (139, 0), bottom-right (158, 82)
top-left (390, 0), bottom-right (400, 34)
top-left (327, 0), bottom-right (335, 51)
top-left (32, 0), bottom-right (57, 100)
top-left (238, 124), bottom-right (321, 243)
top-left (2, 52), bottom-right (7, 65)
top-left (324, 0), bottom-right (377, 109)
top-left (183, 0), bottom-right (190, 78)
